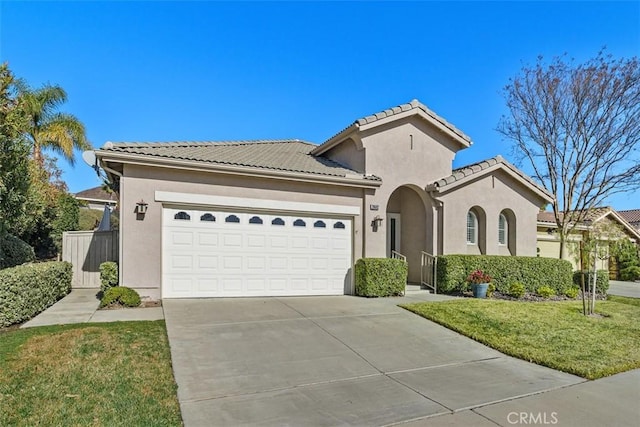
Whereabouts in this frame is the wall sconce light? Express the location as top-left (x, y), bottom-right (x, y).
top-left (371, 215), bottom-right (384, 232)
top-left (136, 200), bottom-right (148, 215)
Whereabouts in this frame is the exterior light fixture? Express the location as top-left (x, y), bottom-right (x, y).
top-left (136, 200), bottom-right (148, 214)
top-left (372, 215), bottom-right (384, 231)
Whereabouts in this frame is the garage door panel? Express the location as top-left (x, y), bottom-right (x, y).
top-left (163, 207), bottom-right (352, 298)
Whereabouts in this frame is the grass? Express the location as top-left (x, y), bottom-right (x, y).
top-left (401, 298), bottom-right (640, 380)
top-left (0, 321), bottom-right (182, 426)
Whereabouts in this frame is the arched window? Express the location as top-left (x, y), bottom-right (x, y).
top-left (313, 220), bottom-right (326, 228)
top-left (271, 217), bottom-right (285, 226)
top-left (333, 222), bottom-right (345, 229)
top-left (249, 216), bottom-right (263, 224)
top-left (498, 213), bottom-right (507, 245)
top-left (225, 214), bottom-right (240, 223)
top-left (293, 219), bottom-right (306, 227)
top-left (466, 211), bottom-right (477, 244)
top-left (174, 211), bottom-right (190, 220)
top-left (200, 213), bottom-right (215, 222)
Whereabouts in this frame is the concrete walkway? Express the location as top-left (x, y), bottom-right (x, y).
top-left (609, 280), bottom-right (640, 298)
top-left (21, 288), bottom-right (164, 328)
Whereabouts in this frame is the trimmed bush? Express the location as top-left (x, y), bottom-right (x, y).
top-left (573, 270), bottom-right (609, 294)
top-left (99, 261), bottom-right (118, 293)
top-left (355, 258), bottom-right (407, 297)
top-left (0, 234), bottom-right (35, 269)
top-left (620, 266), bottom-right (640, 282)
top-left (508, 282), bottom-right (526, 298)
top-left (437, 254), bottom-right (573, 295)
top-left (536, 285), bottom-right (556, 298)
top-left (0, 261), bottom-right (72, 327)
top-left (486, 283), bottom-right (496, 298)
top-left (565, 286), bottom-right (580, 299)
top-left (100, 286), bottom-right (141, 308)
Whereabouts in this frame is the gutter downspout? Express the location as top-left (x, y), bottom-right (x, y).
top-left (99, 161), bottom-right (124, 288)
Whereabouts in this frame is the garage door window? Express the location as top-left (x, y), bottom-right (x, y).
top-left (225, 214), bottom-right (240, 223)
top-left (272, 217), bottom-right (285, 226)
top-left (334, 221), bottom-right (345, 229)
top-left (293, 219), bottom-right (306, 227)
top-left (249, 216), bottom-right (263, 224)
top-left (314, 220), bottom-right (326, 228)
top-left (200, 213), bottom-right (215, 222)
top-left (174, 211), bottom-right (190, 220)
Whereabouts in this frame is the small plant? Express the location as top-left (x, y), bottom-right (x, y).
top-left (467, 269), bottom-right (491, 285)
top-left (100, 286), bottom-right (141, 308)
top-left (99, 262), bottom-right (118, 293)
top-left (565, 286), bottom-right (580, 299)
top-left (486, 283), bottom-right (496, 298)
top-left (536, 285), bottom-right (556, 298)
top-left (508, 282), bottom-right (526, 298)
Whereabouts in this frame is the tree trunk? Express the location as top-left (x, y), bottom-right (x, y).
top-left (558, 230), bottom-right (566, 260)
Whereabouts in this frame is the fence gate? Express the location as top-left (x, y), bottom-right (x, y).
top-left (62, 230), bottom-right (119, 288)
top-left (420, 251), bottom-right (437, 293)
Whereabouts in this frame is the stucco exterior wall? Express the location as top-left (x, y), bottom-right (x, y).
top-left (438, 171), bottom-right (544, 256)
top-left (119, 164), bottom-right (364, 299)
top-left (324, 138), bottom-right (365, 173)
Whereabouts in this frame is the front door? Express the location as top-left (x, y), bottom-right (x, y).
top-left (387, 213), bottom-right (401, 257)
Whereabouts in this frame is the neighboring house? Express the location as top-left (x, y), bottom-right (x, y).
top-left (537, 207), bottom-right (640, 275)
top-left (619, 209), bottom-right (640, 231)
top-left (74, 186), bottom-right (118, 211)
top-left (96, 99), bottom-right (552, 299)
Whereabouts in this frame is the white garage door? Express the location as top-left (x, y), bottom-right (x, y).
top-left (162, 207), bottom-right (352, 298)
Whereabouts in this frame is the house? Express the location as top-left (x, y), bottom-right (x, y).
top-left (537, 207), bottom-right (640, 275)
top-left (619, 209), bottom-right (640, 230)
top-left (95, 99), bottom-right (552, 299)
top-left (74, 186), bottom-right (118, 211)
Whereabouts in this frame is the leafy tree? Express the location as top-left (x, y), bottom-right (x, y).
top-left (499, 51), bottom-right (640, 259)
top-left (19, 82), bottom-right (90, 166)
top-left (614, 239), bottom-right (640, 281)
top-left (51, 192), bottom-right (80, 252)
top-left (0, 64), bottom-right (30, 235)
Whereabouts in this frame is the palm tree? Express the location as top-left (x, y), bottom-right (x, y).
top-left (19, 84), bottom-right (90, 165)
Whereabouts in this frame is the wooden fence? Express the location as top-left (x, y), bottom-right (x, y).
top-left (62, 230), bottom-right (119, 288)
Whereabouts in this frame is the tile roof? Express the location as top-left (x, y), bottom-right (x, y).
top-left (75, 186), bottom-right (117, 202)
top-left (538, 207), bottom-right (640, 237)
top-left (322, 99), bottom-right (472, 146)
top-left (619, 209), bottom-right (640, 226)
top-left (100, 140), bottom-right (379, 181)
top-left (429, 155), bottom-right (552, 199)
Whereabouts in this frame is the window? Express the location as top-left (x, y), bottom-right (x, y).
top-left (466, 211), bottom-right (477, 244)
top-left (174, 211), bottom-right (190, 220)
top-left (200, 213), bottom-right (215, 222)
top-left (333, 221), bottom-right (345, 229)
top-left (313, 220), bottom-right (326, 228)
top-left (225, 214), bottom-right (240, 223)
top-left (271, 217), bottom-right (285, 226)
top-left (249, 216), bottom-right (263, 224)
top-left (293, 219), bottom-right (306, 227)
top-left (498, 213), bottom-right (507, 245)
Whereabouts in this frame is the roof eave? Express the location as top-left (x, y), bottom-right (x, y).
top-left (310, 123), bottom-right (358, 156)
top-left (96, 150), bottom-right (382, 189)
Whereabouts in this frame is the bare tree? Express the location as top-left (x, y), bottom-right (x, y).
top-left (499, 51), bottom-right (640, 258)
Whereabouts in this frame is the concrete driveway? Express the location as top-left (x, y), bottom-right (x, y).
top-left (164, 295), bottom-right (583, 426)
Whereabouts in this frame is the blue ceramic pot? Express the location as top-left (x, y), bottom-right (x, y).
top-left (472, 283), bottom-right (489, 298)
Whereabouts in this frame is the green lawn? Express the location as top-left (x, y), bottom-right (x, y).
top-left (0, 321), bottom-right (182, 426)
top-left (401, 297), bottom-right (640, 380)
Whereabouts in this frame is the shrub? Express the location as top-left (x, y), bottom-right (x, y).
top-left (508, 282), bottom-right (526, 298)
top-left (565, 286), bottom-right (580, 299)
top-left (99, 262), bottom-right (118, 293)
top-left (620, 266), bottom-right (640, 281)
top-left (100, 286), bottom-right (141, 308)
top-left (0, 261), bottom-right (72, 327)
top-left (355, 258), bottom-right (407, 297)
top-left (0, 234), bottom-right (35, 269)
top-left (573, 270), bottom-right (609, 294)
top-left (437, 255), bottom-right (573, 294)
top-left (536, 285), bottom-right (556, 298)
top-left (486, 283), bottom-right (496, 298)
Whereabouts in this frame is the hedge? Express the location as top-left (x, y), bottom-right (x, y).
top-left (0, 234), bottom-right (35, 269)
top-left (355, 258), bottom-right (407, 297)
top-left (573, 270), bottom-right (610, 294)
top-left (99, 261), bottom-right (118, 293)
top-left (0, 261), bottom-right (72, 327)
top-left (100, 286), bottom-right (141, 308)
top-left (436, 255), bottom-right (573, 295)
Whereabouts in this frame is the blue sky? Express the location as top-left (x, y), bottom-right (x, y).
top-left (1, 1), bottom-right (639, 210)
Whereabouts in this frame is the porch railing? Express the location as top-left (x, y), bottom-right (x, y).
top-left (391, 250), bottom-right (407, 262)
top-left (421, 251), bottom-right (437, 294)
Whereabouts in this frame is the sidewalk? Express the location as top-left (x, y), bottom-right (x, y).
top-left (21, 288), bottom-right (164, 328)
